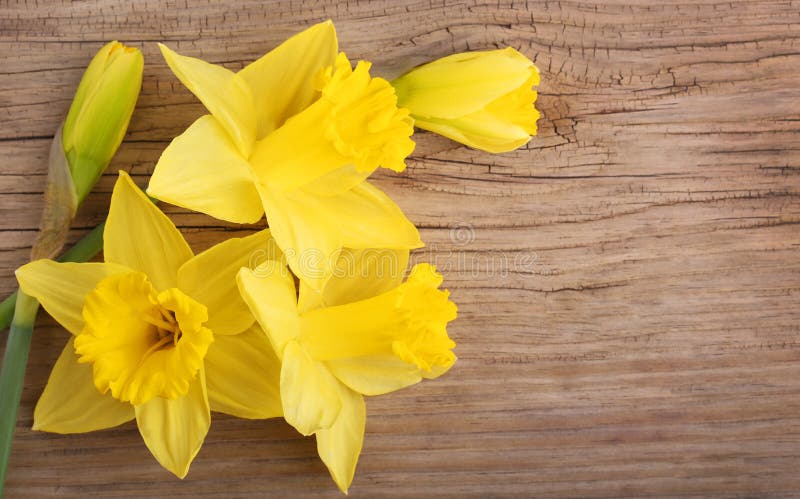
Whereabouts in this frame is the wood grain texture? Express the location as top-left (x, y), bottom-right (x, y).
top-left (1, 0), bottom-right (800, 496)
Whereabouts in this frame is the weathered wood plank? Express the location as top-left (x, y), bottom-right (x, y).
top-left (1, 0), bottom-right (799, 497)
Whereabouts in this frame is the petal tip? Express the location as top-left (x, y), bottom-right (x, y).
top-left (112, 169), bottom-right (147, 201)
top-left (315, 19), bottom-right (337, 39)
top-left (115, 170), bottom-right (137, 190)
top-left (157, 42), bottom-right (175, 59)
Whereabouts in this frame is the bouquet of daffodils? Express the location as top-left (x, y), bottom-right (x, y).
top-left (0, 21), bottom-right (539, 494)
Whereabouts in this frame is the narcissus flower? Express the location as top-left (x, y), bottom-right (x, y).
top-left (392, 47), bottom-right (540, 153)
top-left (15, 172), bottom-right (282, 478)
top-left (237, 249), bottom-right (457, 492)
top-left (148, 21), bottom-right (422, 290)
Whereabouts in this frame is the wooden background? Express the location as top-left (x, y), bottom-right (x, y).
top-left (1, 0), bottom-right (800, 496)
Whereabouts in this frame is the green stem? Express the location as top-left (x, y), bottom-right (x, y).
top-left (0, 222), bottom-right (105, 332)
top-left (0, 296), bottom-right (15, 336)
top-left (58, 222), bottom-right (105, 263)
top-left (0, 291), bottom-right (39, 496)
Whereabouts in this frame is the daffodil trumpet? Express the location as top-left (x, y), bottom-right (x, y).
top-left (391, 47), bottom-right (540, 153)
top-left (237, 249), bottom-right (458, 492)
top-left (14, 172), bottom-right (283, 478)
top-left (148, 21), bottom-right (422, 291)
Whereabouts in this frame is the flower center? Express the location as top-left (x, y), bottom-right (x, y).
top-left (75, 271), bottom-right (214, 405)
top-left (142, 308), bottom-right (181, 351)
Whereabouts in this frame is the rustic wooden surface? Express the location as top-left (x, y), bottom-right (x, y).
top-left (1, 0), bottom-right (800, 497)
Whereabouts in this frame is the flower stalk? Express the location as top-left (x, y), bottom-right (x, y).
top-left (0, 291), bottom-right (39, 493)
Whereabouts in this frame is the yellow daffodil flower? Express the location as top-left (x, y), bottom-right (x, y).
top-left (15, 172), bottom-right (282, 478)
top-left (392, 47), bottom-right (540, 153)
top-left (236, 249), bottom-right (457, 492)
top-left (148, 21), bottom-right (422, 290)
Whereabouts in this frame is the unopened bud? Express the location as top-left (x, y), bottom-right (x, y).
top-left (62, 41), bottom-right (144, 202)
top-left (32, 41), bottom-right (143, 260)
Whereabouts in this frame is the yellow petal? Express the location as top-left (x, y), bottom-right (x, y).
top-left (236, 261), bottom-right (300, 357)
top-left (33, 338), bottom-right (134, 433)
top-left (280, 341), bottom-right (342, 436)
top-left (16, 260), bottom-right (129, 335)
top-left (158, 44), bottom-right (256, 157)
top-left (104, 171), bottom-right (193, 292)
top-left (316, 383), bottom-right (365, 494)
top-left (392, 47), bottom-right (533, 119)
top-left (413, 110), bottom-right (532, 154)
top-left (135, 368), bottom-right (210, 479)
top-left (238, 20), bottom-right (338, 138)
top-left (147, 115), bottom-right (263, 224)
top-left (298, 248), bottom-right (409, 314)
top-left (257, 181), bottom-right (421, 291)
top-left (301, 164), bottom-right (371, 197)
top-left (178, 229), bottom-right (280, 336)
top-left (326, 355), bottom-right (422, 396)
top-left (204, 325), bottom-right (282, 419)
top-left (337, 182), bottom-right (423, 251)
top-left (256, 184), bottom-right (339, 291)
top-left (485, 71), bottom-right (540, 136)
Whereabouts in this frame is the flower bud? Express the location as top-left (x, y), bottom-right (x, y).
top-left (392, 47), bottom-right (539, 153)
top-left (31, 41), bottom-right (143, 261)
top-left (62, 41), bottom-right (144, 202)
